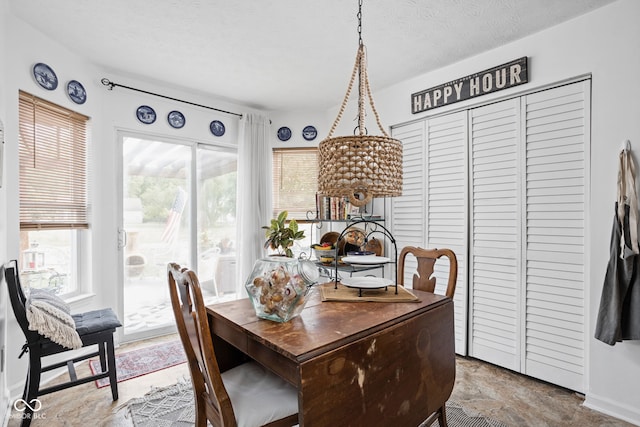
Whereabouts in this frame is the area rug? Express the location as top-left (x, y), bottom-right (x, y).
top-left (89, 340), bottom-right (187, 388)
top-left (125, 380), bottom-right (509, 426)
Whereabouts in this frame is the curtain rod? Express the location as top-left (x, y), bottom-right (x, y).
top-left (100, 78), bottom-right (243, 118)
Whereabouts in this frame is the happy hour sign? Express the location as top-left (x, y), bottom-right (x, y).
top-left (411, 57), bottom-right (528, 114)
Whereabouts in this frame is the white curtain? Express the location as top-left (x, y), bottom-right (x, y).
top-left (236, 113), bottom-right (272, 295)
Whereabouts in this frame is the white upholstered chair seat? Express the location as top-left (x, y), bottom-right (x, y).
top-left (222, 361), bottom-right (298, 427)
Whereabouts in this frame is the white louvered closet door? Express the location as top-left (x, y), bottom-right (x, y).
top-left (425, 112), bottom-right (468, 355)
top-left (523, 81), bottom-right (589, 392)
top-left (391, 81), bottom-right (589, 391)
top-left (391, 114), bottom-right (468, 355)
top-left (469, 98), bottom-right (522, 371)
top-left (391, 121), bottom-right (426, 253)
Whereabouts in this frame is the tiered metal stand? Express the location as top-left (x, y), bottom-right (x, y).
top-left (333, 218), bottom-right (398, 294)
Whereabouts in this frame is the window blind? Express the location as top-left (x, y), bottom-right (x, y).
top-left (19, 91), bottom-right (89, 230)
top-left (272, 147), bottom-right (318, 219)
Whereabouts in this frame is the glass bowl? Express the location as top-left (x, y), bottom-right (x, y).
top-left (244, 256), bottom-right (318, 322)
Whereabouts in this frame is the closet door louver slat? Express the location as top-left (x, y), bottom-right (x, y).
top-left (523, 81), bottom-right (588, 393)
top-left (425, 112), bottom-right (468, 355)
top-left (469, 98), bottom-right (521, 371)
top-left (391, 114), bottom-right (469, 355)
top-left (391, 121), bottom-right (426, 250)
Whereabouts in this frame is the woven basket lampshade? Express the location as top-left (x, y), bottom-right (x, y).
top-left (318, 134), bottom-right (402, 207)
top-left (318, 4), bottom-right (402, 208)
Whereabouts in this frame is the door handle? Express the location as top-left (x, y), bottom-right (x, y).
top-left (118, 228), bottom-right (128, 249)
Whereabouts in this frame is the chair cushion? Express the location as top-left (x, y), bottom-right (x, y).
top-left (26, 289), bottom-right (83, 349)
top-left (222, 361), bottom-right (298, 427)
top-left (73, 308), bottom-right (122, 336)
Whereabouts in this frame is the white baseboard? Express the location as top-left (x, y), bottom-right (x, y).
top-left (584, 393), bottom-right (640, 426)
top-left (2, 396), bottom-right (9, 427)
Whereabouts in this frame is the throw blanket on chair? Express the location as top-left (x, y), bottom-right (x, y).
top-left (26, 288), bottom-right (83, 349)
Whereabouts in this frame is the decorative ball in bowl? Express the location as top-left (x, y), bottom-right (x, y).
top-left (244, 256), bottom-right (318, 322)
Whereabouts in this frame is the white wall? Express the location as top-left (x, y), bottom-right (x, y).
top-left (369, 0), bottom-right (640, 424)
top-left (0, 0), bottom-right (9, 422)
top-left (2, 12), bottom-right (112, 400)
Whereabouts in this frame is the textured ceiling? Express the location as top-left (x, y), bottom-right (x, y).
top-left (9, 0), bottom-right (615, 111)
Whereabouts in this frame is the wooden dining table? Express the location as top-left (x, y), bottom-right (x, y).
top-left (206, 284), bottom-right (455, 427)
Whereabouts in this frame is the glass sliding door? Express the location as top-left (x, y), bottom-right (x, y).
top-left (120, 134), bottom-right (237, 340)
top-left (196, 145), bottom-right (238, 298)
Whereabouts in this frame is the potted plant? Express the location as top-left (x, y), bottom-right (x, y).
top-left (262, 210), bottom-right (305, 258)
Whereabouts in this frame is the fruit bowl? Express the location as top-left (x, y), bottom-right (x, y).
top-left (312, 243), bottom-right (337, 259)
top-left (318, 255), bottom-right (335, 264)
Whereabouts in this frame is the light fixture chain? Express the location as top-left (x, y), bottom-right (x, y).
top-left (357, 0), bottom-right (365, 135)
top-left (358, 0), bottom-right (363, 46)
top-left (358, 45), bottom-right (366, 136)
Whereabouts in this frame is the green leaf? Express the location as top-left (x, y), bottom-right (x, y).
top-left (263, 211), bottom-right (305, 256)
top-left (277, 210), bottom-right (288, 227)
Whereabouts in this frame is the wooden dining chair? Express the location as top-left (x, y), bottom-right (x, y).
top-left (397, 246), bottom-right (458, 298)
top-left (397, 246), bottom-right (458, 427)
top-left (167, 263), bottom-right (299, 427)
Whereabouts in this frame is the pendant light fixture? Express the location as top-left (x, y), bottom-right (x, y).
top-left (317, 0), bottom-right (403, 208)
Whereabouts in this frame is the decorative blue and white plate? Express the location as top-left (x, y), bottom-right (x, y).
top-left (302, 125), bottom-right (317, 141)
top-left (168, 110), bottom-right (186, 129)
top-left (210, 120), bottom-right (225, 136)
top-left (33, 63), bottom-right (58, 91)
top-left (136, 105), bottom-right (156, 124)
top-left (67, 80), bottom-right (87, 104)
top-left (277, 126), bottom-right (292, 141)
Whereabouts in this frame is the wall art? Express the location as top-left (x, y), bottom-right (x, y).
top-left (302, 125), bottom-right (317, 141)
top-left (136, 105), bottom-right (156, 124)
top-left (168, 110), bottom-right (186, 129)
top-left (277, 126), bottom-right (292, 141)
top-left (67, 80), bottom-right (87, 104)
top-left (33, 63), bottom-right (58, 91)
top-left (210, 120), bottom-right (225, 136)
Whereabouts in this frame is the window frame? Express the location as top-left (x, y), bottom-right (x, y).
top-left (272, 147), bottom-right (318, 220)
top-left (18, 91), bottom-right (91, 298)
